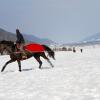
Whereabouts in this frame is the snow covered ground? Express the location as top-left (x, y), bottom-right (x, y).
top-left (0, 47), bottom-right (100, 100)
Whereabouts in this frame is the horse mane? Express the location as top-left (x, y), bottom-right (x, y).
top-left (0, 40), bottom-right (14, 45)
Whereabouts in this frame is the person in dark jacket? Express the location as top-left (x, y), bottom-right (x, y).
top-left (16, 29), bottom-right (27, 59)
top-left (16, 29), bottom-right (25, 44)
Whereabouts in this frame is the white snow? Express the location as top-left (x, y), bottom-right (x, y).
top-left (0, 47), bottom-right (100, 100)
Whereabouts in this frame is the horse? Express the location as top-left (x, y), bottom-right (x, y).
top-left (0, 41), bottom-right (55, 72)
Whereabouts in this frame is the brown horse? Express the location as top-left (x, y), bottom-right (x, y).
top-left (0, 41), bottom-right (55, 72)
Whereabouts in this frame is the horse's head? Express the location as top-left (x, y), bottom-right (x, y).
top-left (42, 45), bottom-right (55, 60)
top-left (49, 51), bottom-right (55, 60)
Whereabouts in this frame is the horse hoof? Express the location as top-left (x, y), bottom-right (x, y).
top-left (1, 69), bottom-right (4, 72)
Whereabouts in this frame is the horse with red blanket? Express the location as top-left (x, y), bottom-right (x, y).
top-left (1, 42), bottom-right (55, 72)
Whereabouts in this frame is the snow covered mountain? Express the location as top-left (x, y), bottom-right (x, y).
top-left (83, 32), bottom-right (100, 42)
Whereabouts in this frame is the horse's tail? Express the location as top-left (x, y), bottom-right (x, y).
top-left (42, 45), bottom-right (55, 60)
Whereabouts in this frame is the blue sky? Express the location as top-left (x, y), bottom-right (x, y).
top-left (0, 0), bottom-right (100, 43)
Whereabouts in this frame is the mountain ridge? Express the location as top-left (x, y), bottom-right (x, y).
top-left (0, 28), bottom-right (55, 45)
top-left (82, 32), bottom-right (100, 42)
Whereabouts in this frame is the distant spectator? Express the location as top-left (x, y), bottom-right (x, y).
top-left (73, 47), bottom-right (76, 53)
top-left (80, 49), bottom-right (83, 53)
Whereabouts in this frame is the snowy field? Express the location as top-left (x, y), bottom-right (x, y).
top-left (0, 47), bottom-right (100, 100)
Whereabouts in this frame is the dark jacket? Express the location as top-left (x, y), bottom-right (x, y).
top-left (16, 32), bottom-right (25, 44)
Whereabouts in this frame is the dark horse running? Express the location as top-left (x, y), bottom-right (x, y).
top-left (0, 40), bottom-right (55, 72)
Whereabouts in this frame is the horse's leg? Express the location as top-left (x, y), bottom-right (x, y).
top-left (42, 53), bottom-right (54, 68)
top-left (34, 56), bottom-right (42, 69)
top-left (47, 60), bottom-right (54, 68)
top-left (1, 59), bottom-right (15, 72)
top-left (17, 60), bottom-right (21, 72)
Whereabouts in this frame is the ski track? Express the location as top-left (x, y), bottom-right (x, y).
top-left (0, 48), bottom-right (100, 100)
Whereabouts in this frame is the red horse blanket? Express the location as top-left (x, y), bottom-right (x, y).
top-left (23, 43), bottom-right (44, 52)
